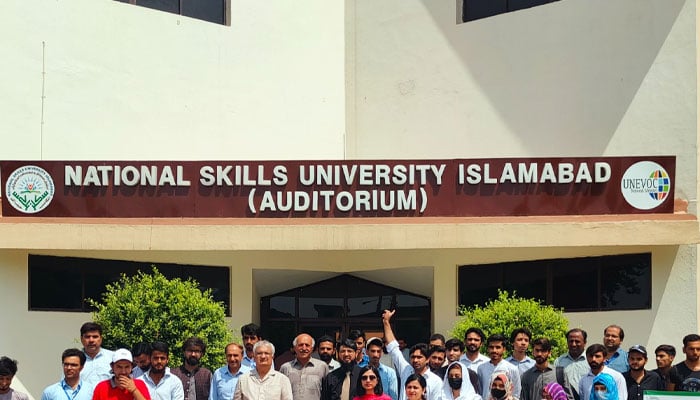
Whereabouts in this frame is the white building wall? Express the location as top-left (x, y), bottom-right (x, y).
top-left (0, 0), bottom-right (347, 160)
top-left (0, 0), bottom-right (697, 397)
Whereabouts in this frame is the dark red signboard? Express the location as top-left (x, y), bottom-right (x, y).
top-left (0, 157), bottom-right (675, 218)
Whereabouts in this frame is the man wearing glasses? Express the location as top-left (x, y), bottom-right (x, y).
top-left (172, 337), bottom-right (212, 400)
top-left (42, 349), bottom-right (93, 400)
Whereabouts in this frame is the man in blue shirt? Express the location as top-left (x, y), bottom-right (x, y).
top-left (366, 338), bottom-right (398, 400)
top-left (79, 322), bottom-right (115, 391)
top-left (138, 342), bottom-right (184, 400)
top-left (210, 343), bottom-right (250, 400)
top-left (604, 325), bottom-right (630, 373)
top-left (41, 348), bottom-right (93, 400)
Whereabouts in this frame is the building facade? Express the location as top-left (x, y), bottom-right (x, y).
top-left (0, 0), bottom-right (697, 397)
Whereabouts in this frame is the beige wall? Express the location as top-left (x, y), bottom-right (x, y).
top-left (1, 242), bottom-right (694, 397)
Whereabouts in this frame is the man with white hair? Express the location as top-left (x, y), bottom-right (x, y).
top-left (234, 341), bottom-right (292, 400)
top-left (280, 333), bottom-right (329, 400)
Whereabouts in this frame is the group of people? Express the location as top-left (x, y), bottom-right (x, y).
top-left (1, 313), bottom-right (699, 400)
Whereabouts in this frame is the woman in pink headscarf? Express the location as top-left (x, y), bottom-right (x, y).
top-left (487, 372), bottom-right (513, 400)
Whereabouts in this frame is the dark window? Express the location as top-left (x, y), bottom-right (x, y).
top-left (458, 253), bottom-right (651, 312)
top-left (462, 0), bottom-right (560, 22)
top-left (28, 255), bottom-right (230, 315)
top-left (116, 0), bottom-right (226, 25)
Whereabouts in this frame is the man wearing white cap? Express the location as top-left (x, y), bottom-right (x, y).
top-left (93, 349), bottom-right (151, 400)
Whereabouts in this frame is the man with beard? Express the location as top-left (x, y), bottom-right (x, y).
top-left (521, 338), bottom-right (572, 400)
top-left (241, 324), bottom-right (263, 369)
top-left (428, 346), bottom-right (447, 378)
top-left (132, 343), bottom-right (152, 379)
top-left (578, 344), bottom-right (627, 400)
top-left (668, 334), bottom-right (700, 392)
top-left (280, 333), bottom-right (329, 400)
top-left (443, 338), bottom-right (480, 394)
top-left (554, 329), bottom-right (589, 400)
top-left (476, 334), bottom-right (520, 400)
top-left (172, 338), bottom-right (212, 400)
top-left (366, 337), bottom-right (398, 400)
top-left (460, 328), bottom-right (489, 373)
top-left (41, 349), bottom-right (91, 400)
top-left (316, 336), bottom-right (341, 372)
top-left (382, 309), bottom-right (443, 400)
top-left (210, 343), bottom-right (250, 400)
top-left (321, 339), bottom-right (363, 400)
top-left (622, 345), bottom-right (663, 400)
top-left (139, 342), bottom-right (184, 400)
top-left (92, 349), bottom-right (150, 400)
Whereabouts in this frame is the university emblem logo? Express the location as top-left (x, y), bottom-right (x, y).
top-left (5, 165), bottom-right (55, 214)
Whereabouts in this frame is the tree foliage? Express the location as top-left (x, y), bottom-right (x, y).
top-left (88, 267), bottom-right (233, 370)
top-left (450, 290), bottom-right (569, 359)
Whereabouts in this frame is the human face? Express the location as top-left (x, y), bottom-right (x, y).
top-left (398, 340), bottom-right (408, 350)
top-left (112, 360), bottom-right (133, 378)
top-left (355, 337), bottom-right (366, 352)
top-left (513, 333), bottom-right (530, 354)
top-left (361, 370), bottom-right (378, 394)
top-left (542, 388), bottom-right (553, 400)
top-left (447, 346), bottom-right (463, 363)
top-left (593, 384), bottom-right (607, 392)
top-left (225, 344), bottom-right (243, 372)
top-left (567, 332), bottom-right (586, 358)
top-left (134, 353), bottom-right (150, 370)
top-left (655, 351), bottom-right (674, 369)
top-left (491, 378), bottom-right (505, 391)
top-left (338, 345), bottom-right (357, 364)
top-left (62, 356), bottom-right (83, 381)
top-left (184, 346), bottom-right (204, 366)
top-left (243, 335), bottom-right (260, 354)
top-left (533, 345), bottom-right (551, 366)
top-left (628, 352), bottom-right (647, 371)
top-left (367, 344), bottom-right (383, 367)
top-left (81, 330), bottom-right (103, 357)
top-left (587, 351), bottom-right (605, 372)
top-left (487, 341), bottom-right (505, 363)
top-left (318, 341), bottom-right (336, 363)
top-left (150, 350), bottom-right (168, 373)
top-left (0, 375), bottom-right (13, 394)
top-left (465, 333), bottom-right (482, 354)
top-left (604, 327), bottom-right (622, 351)
top-left (405, 380), bottom-right (426, 400)
top-left (430, 339), bottom-right (444, 348)
top-left (294, 334), bottom-right (314, 362)
top-left (410, 349), bottom-right (428, 373)
top-left (684, 340), bottom-right (700, 362)
top-left (254, 345), bottom-right (273, 369)
top-left (447, 366), bottom-right (462, 380)
top-left (429, 351), bottom-right (445, 371)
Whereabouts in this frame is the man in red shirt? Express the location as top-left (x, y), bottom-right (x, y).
top-left (92, 349), bottom-right (151, 400)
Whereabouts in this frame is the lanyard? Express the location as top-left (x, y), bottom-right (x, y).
top-left (63, 383), bottom-right (80, 400)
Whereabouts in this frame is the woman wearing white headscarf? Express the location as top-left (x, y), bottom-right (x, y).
top-left (443, 361), bottom-right (482, 400)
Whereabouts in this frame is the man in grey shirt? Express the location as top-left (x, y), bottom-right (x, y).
top-left (280, 333), bottom-right (329, 400)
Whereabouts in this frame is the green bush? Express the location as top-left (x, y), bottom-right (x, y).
top-left (450, 290), bottom-right (569, 359)
top-left (88, 267), bottom-right (233, 370)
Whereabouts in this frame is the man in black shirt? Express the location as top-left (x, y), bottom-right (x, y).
top-left (668, 334), bottom-right (700, 392)
top-left (622, 345), bottom-right (664, 400)
top-left (322, 339), bottom-right (362, 400)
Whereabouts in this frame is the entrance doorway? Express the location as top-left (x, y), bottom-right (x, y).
top-left (260, 274), bottom-right (431, 354)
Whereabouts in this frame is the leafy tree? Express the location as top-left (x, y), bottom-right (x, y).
top-left (450, 290), bottom-right (569, 359)
top-left (88, 267), bottom-right (233, 370)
